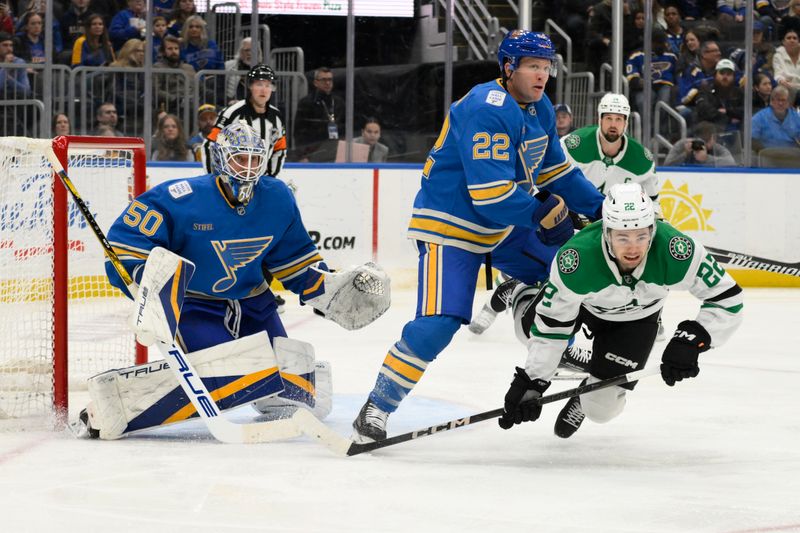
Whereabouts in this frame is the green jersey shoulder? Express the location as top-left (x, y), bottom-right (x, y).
top-left (553, 220), bottom-right (697, 295)
top-left (562, 125), bottom-right (654, 177)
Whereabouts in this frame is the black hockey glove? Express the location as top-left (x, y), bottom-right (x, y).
top-left (533, 191), bottom-right (573, 246)
top-left (498, 367), bottom-right (551, 429)
top-left (661, 320), bottom-right (711, 386)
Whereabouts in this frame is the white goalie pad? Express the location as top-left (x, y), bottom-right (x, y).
top-left (305, 262), bottom-right (391, 330)
top-left (130, 246), bottom-right (196, 346)
top-left (86, 331), bottom-right (280, 439)
top-left (251, 337), bottom-right (333, 420)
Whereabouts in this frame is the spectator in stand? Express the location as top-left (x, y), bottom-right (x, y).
top-left (71, 13), bottom-right (115, 67)
top-left (14, 11), bottom-right (48, 64)
top-left (626, 28), bottom-right (677, 114)
top-left (0, 3), bottom-right (13, 35)
top-left (154, 34), bottom-right (195, 115)
top-left (151, 113), bottom-right (193, 161)
top-left (150, 15), bottom-right (167, 62)
top-left (772, 27), bottom-right (800, 104)
top-left (757, 0), bottom-right (790, 40)
top-left (554, 103), bottom-right (575, 137)
top-left (60, 0), bottom-right (91, 61)
top-left (0, 31), bottom-right (30, 97)
top-left (752, 85), bottom-right (800, 147)
top-left (52, 112), bottom-right (71, 136)
top-left (664, 121), bottom-right (737, 166)
top-left (167, 0), bottom-right (196, 38)
top-left (664, 4), bottom-right (685, 55)
top-left (674, 0), bottom-right (715, 20)
top-left (225, 37), bottom-right (261, 103)
top-left (585, 0), bottom-right (616, 78)
top-left (752, 72), bottom-right (774, 112)
top-left (187, 103), bottom-right (217, 159)
top-left (623, 8), bottom-right (645, 57)
top-left (728, 22), bottom-right (775, 84)
top-left (555, 0), bottom-right (594, 61)
top-left (717, 0), bottom-right (746, 31)
top-left (676, 40), bottom-right (722, 124)
top-left (693, 58), bottom-right (744, 132)
top-left (179, 15), bottom-right (223, 72)
top-left (109, 0), bottom-right (145, 51)
top-left (354, 117), bottom-right (389, 163)
top-left (153, 0), bottom-right (175, 17)
top-left (93, 102), bottom-right (124, 136)
top-left (783, 0), bottom-right (800, 29)
top-left (676, 28), bottom-right (701, 74)
top-left (106, 39), bottom-right (145, 135)
top-left (293, 66), bottom-right (345, 162)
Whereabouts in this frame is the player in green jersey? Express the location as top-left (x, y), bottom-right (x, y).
top-left (498, 183), bottom-right (743, 438)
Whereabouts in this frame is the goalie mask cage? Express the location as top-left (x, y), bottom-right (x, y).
top-left (0, 136), bottom-right (147, 428)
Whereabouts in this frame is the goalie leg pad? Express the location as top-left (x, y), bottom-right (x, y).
top-left (130, 246), bottom-right (196, 346)
top-left (252, 337), bottom-right (334, 420)
top-left (87, 331), bottom-right (282, 439)
top-left (304, 262), bottom-right (391, 330)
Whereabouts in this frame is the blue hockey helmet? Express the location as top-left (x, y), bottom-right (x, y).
top-left (497, 30), bottom-right (557, 76)
top-left (211, 121), bottom-right (269, 204)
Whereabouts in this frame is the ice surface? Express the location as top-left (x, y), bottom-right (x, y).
top-left (1, 288), bottom-right (799, 532)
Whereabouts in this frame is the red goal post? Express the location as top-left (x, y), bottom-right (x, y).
top-left (0, 135), bottom-right (148, 427)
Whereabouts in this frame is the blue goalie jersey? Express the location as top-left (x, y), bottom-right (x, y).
top-left (408, 79), bottom-right (603, 254)
top-left (105, 174), bottom-right (324, 301)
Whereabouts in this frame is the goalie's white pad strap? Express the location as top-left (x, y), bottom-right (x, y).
top-left (304, 262), bottom-right (391, 330)
top-left (87, 331), bottom-right (280, 439)
top-left (130, 246), bottom-right (195, 346)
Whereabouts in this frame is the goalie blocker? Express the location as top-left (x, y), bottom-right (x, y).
top-left (82, 332), bottom-right (333, 439)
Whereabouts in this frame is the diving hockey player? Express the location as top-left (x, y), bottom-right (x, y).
top-left (351, 30), bottom-right (605, 443)
top-left (80, 122), bottom-right (389, 439)
top-left (498, 183), bottom-right (743, 438)
top-left (469, 93), bottom-right (659, 336)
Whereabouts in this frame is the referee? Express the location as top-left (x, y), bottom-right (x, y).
top-left (202, 64), bottom-right (287, 177)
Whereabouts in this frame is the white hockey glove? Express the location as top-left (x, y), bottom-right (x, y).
top-left (304, 262), bottom-right (390, 330)
top-left (129, 246), bottom-right (196, 346)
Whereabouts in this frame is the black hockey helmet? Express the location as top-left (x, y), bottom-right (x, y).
top-left (247, 64), bottom-right (275, 84)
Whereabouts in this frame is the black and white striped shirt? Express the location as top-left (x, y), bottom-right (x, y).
top-left (202, 99), bottom-right (287, 177)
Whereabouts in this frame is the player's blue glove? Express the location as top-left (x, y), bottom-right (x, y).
top-left (533, 191), bottom-right (573, 246)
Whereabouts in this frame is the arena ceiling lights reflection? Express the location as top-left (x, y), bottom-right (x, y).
top-left (198, 0), bottom-right (414, 17)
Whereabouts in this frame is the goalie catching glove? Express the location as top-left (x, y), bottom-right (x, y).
top-left (303, 262), bottom-right (391, 330)
top-left (129, 246), bottom-right (195, 346)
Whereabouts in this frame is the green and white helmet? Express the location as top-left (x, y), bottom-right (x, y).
top-left (602, 183), bottom-right (656, 255)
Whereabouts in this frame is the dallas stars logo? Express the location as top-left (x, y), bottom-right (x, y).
top-left (669, 236), bottom-right (693, 261)
top-left (564, 134), bottom-right (580, 150)
top-left (558, 248), bottom-right (580, 274)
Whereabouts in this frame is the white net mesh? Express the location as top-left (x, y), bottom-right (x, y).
top-left (0, 138), bottom-right (141, 427)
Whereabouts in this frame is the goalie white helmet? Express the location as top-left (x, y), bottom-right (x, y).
top-left (211, 121), bottom-right (269, 204)
top-left (597, 93), bottom-right (630, 121)
top-left (602, 183), bottom-right (656, 256)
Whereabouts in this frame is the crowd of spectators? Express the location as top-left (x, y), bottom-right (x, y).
top-left (549, 0), bottom-right (800, 165)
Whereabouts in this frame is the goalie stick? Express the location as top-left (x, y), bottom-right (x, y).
top-left (346, 366), bottom-right (660, 456)
top-left (45, 142), bottom-right (351, 453)
top-left (705, 246), bottom-right (800, 278)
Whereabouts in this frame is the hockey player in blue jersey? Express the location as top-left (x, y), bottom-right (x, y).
top-left (351, 30), bottom-right (605, 443)
top-left (80, 122), bottom-right (389, 439)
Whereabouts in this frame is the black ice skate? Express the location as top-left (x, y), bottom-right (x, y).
top-left (351, 400), bottom-right (389, 443)
top-left (468, 278), bottom-right (521, 334)
top-left (559, 345), bottom-right (592, 373)
top-left (275, 293), bottom-right (286, 314)
top-left (78, 408), bottom-right (100, 439)
top-left (554, 396), bottom-right (585, 439)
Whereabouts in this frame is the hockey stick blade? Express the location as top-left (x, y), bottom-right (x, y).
top-left (705, 246), bottom-right (800, 278)
top-left (346, 366), bottom-right (660, 456)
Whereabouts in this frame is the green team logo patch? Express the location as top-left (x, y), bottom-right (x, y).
top-left (558, 248), bottom-right (580, 274)
top-left (564, 134), bottom-right (580, 150)
top-left (669, 236), bottom-right (693, 261)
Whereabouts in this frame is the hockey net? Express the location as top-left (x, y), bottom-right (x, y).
top-left (0, 136), bottom-right (147, 429)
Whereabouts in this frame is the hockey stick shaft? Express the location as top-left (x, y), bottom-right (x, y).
top-left (45, 148), bottom-right (351, 451)
top-left (346, 366), bottom-right (660, 456)
top-left (705, 246), bottom-right (800, 278)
